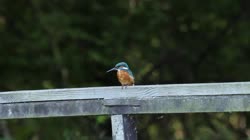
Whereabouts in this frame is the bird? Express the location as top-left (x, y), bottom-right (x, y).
top-left (107, 62), bottom-right (134, 89)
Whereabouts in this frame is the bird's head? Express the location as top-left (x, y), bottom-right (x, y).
top-left (106, 62), bottom-right (130, 73)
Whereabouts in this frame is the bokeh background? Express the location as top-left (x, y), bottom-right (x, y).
top-left (0, 0), bottom-right (250, 139)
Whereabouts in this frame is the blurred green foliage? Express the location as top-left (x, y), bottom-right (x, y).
top-left (0, 0), bottom-right (250, 139)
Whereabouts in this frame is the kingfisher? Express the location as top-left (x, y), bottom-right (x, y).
top-left (107, 62), bottom-right (134, 89)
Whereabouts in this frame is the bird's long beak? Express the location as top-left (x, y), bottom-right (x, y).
top-left (106, 67), bottom-right (117, 73)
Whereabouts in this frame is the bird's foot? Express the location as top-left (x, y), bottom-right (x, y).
top-left (121, 85), bottom-right (128, 89)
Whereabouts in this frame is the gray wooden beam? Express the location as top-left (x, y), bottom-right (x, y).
top-left (1, 82), bottom-right (250, 119)
top-left (1, 82), bottom-right (250, 104)
top-left (111, 115), bottom-right (137, 140)
top-left (112, 115), bottom-right (125, 140)
top-left (0, 93), bottom-right (250, 119)
top-left (4, 82), bottom-right (250, 140)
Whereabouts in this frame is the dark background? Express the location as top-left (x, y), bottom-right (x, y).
top-left (0, 0), bottom-right (250, 139)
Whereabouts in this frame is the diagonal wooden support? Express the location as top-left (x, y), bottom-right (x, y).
top-left (111, 114), bottom-right (137, 140)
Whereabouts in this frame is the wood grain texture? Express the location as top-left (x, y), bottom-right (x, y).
top-left (1, 82), bottom-right (250, 104)
top-left (1, 94), bottom-right (250, 119)
top-left (111, 115), bottom-right (137, 140)
top-left (1, 82), bottom-right (250, 119)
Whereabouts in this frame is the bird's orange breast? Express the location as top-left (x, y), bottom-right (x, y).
top-left (117, 70), bottom-right (134, 86)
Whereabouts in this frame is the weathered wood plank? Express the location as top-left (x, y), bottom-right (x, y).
top-left (111, 115), bottom-right (137, 140)
top-left (1, 82), bottom-right (250, 104)
top-left (112, 115), bottom-right (125, 140)
top-left (1, 94), bottom-right (250, 119)
top-left (103, 99), bottom-right (140, 106)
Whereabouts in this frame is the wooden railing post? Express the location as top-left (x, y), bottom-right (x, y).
top-left (111, 114), bottom-right (137, 140)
